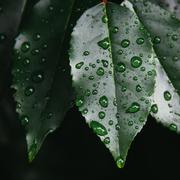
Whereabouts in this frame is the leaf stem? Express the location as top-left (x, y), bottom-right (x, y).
top-left (101, 0), bottom-right (108, 4)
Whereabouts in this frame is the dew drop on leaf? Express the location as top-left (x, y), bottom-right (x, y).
top-left (97, 37), bottom-right (110, 50)
top-left (21, 42), bottom-right (31, 52)
top-left (21, 115), bottom-right (29, 126)
top-left (153, 36), bottom-right (161, 44)
top-left (0, 33), bottom-right (6, 43)
top-left (96, 67), bottom-right (105, 76)
top-left (171, 34), bottom-right (178, 41)
top-left (99, 96), bottom-right (108, 108)
top-left (23, 58), bottom-right (30, 66)
top-left (98, 111), bottom-right (106, 119)
top-left (90, 121), bottom-right (108, 136)
top-left (108, 120), bottom-right (113, 126)
top-left (24, 86), bottom-right (35, 96)
top-left (126, 102), bottom-right (140, 113)
top-left (136, 84), bottom-right (142, 92)
top-left (136, 37), bottom-right (144, 45)
top-left (104, 137), bottom-right (110, 144)
top-left (121, 39), bottom-right (130, 48)
top-left (151, 104), bottom-right (158, 114)
top-left (83, 51), bottom-right (90, 56)
top-left (76, 98), bottom-right (84, 107)
top-left (116, 156), bottom-right (125, 168)
top-left (32, 71), bottom-right (44, 83)
top-left (75, 62), bottom-right (84, 69)
top-left (116, 62), bottom-right (126, 73)
top-left (112, 27), bottom-right (119, 33)
top-left (101, 59), bottom-right (109, 67)
top-left (164, 91), bottom-right (172, 101)
top-left (131, 56), bottom-right (142, 68)
top-left (102, 15), bottom-right (108, 23)
top-left (169, 123), bottom-right (177, 132)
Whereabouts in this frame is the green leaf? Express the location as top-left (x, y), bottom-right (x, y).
top-left (13, 0), bottom-right (100, 162)
top-left (0, 0), bottom-right (27, 89)
top-left (70, 2), bottom-right (155, 167)
top-left (128, 0), bottom-right (180, 132)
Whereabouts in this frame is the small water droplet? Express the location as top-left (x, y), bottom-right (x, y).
top-left (126, 102), bottom-right (140, 113)
top-left (136, 37), bottom-right (144, 45)
top-left (153, 36), bottom-right (161, 44)
top-left (23, 58), bottom-right (30, 65)
top-left (75, 62), bottom-right (84, 69)
top-left (33, 33), bottom-right (41, 41)
top-left (172, 34), bottom-right (178, 41)
top-left (31, 71), bottom-right (44, 83)
top-left (136, 85), bottom-right (142, 92)
top-left (98, 111), bottom-right (106, 119)
top-left (103, 137), bottom-right (110, 144)
top-left (131, 56), bottom-right (142, 68)
top-left (21, 42), bottom-right (31, 52)
top-left (112, 27), bottom-right (119, 33)
top-left (116, 62), bottom-right (126, 73)
top-left (128, 121), bottom-right (133, 126)
top-left (102, 15), bottom-right (108, 23)
top-left (164, 91), bottom-right (172, 101)
top-left (96, 67), bottom-right (104, 76)
top-left (99, 96), bottom-right (108, 108)
top-left (151, 104), bottom-right (158, 114)
top-left (76, 98), bottom-right (84, 107)
top-left (98, 37), bottom-right (110, 50)
top-left (82, 108), bottom-right (88, 115)
top-left (83, 51), bottom-right (90, 56)
top-left (108, 120), bottom-right (113, 126)
top-left (0, 33), bottom-right (6, 43)
top-left (169, 123), bottom-right (177, 132)
top-left (121, 39), bottom-right (130, 48)
top-left (101, 60), bottom-right (109, 67)
top-left (90, 121), bottom-right (108, 136)
top-left (25, 87), bottom-right (35, 96)
top-left (21, 115), bottom-right (29, 126)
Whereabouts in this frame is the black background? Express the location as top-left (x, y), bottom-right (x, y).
top-left (0, 0), bottom-right (180, 179)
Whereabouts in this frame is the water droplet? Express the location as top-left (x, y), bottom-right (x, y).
top-left (101, 60), bottom-right (109, 67)
top-left (96, 67), bottom-right (104, 76)
top-left (25, 87), bottom-right (35, 96)
top-left (121, 86), bottom-right (127, 92)
top-left (169, 123), bottom-right (177, 132)
top-left (102, 15), bottom-right (108, 23)
top-left (23, 58), bottom-right (30, 65)
top-left (76, 98), bottom-right (84, 107)
top-left (151, 104), bottom-right (158, 114)
top-left (121, 39), bottom-right (130, 48)
top-left (109, 120), bottom-right (113, 126)
top-left (128, 121), bottom-right (133, 126)
top-left (116, 62), bottom-right (126, 73)
top-left (75, 62), bottom-right (84, 69)
top-left (164, 91), bottom-right (172, 101)
top-left (172, 56), bottom-right (178, 62)
top-left (153, 36), bottom-right (161, 44)
top-left (32, 71), bottom-right (44, 83)
top-left (21, 115), bottom-right (29, 126)
top-left (21, 42), bottom-right (31, 52)
top-left (89, 76), bottom-right (94, 80)
top-left (92, 89), bottom-right (98, 95)
top-left (48, 5), bottom-right (54, 11)
top-left (83, 51), bottom-right (90, 56)
top-left (104, 137), bottom-right (110, 144)
top-left (117, 49), bottom-right (123, 55)
top-left (0, 33), bottom-right (6, 43)
top-left (172, 34), bottom-right (178, 41)
top-left (33, 33), bottom-right (41, 41)
top-left (82, 108), bottom-right (88, 115)
top-left (116, 156), bottom-right (125, 168)
top-left (126, 102), bottom-right (140, 113)
top-left (136, 37), bottom-right (144, 45)
top-left (98, 37), bottom-right (110, 50)
top-left (31, 49), bottom-right (40, 55)
top-left (112, 27), bottom-right (119, 33)
top-left (99, 96), bottom-right (108, 108)
top-left (131, 56), bottom-right (142, 68)
top-left (115, 124), bottom-right (120, 130)
top-left (90, 121), bottom-right (108, 136)
top-left (136, 85), bottom-right (142, 92)
top-left (98, 111), bottom-right (106, 119)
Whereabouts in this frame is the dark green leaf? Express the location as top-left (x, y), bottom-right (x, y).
top-left (70, 2), bottom-right (155, 167)
top-left (128, 0), bottom-right (180, 132)
top-left (12, 0), bottom-right (99, 162)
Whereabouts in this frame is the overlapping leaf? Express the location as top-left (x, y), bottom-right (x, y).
top-left (12, 0), bottom-right (99, 162)
top-left (70, 2), bottom-right (156, 167)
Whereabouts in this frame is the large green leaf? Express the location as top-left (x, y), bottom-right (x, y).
top-left (127, 0), bottom-right (180, 132)
top-left (12, 0), bottom-right (99, 162)
top-left (0, 0), bottom-right (27, 91)
top-left (70, 2), bottom-right (155, 167)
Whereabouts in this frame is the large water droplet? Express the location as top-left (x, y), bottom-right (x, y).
top-left (98, 37), bottom-right (110, 50)
top-left (126, 102), bottom-right (140, 113)
top-left (164, 91), bottom-right (172, 101)
top-left (131, 56), bottom-right (142, 68)
top-left (116, 156), bottom-right (125, 168)
top-left (90, 121), bottom-right (108, 136)
top-left (99, 96), bottom-right (108, 108)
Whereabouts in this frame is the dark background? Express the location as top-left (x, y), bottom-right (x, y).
top-left (0, 0), bottom-right (180, 179)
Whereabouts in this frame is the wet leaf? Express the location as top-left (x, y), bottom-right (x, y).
top-left (128, 0), bottom-right (180, 132)
top-left (12, 0), bottom-right (99, 162)
top-left (70, 2), bottom-right (155, 166)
